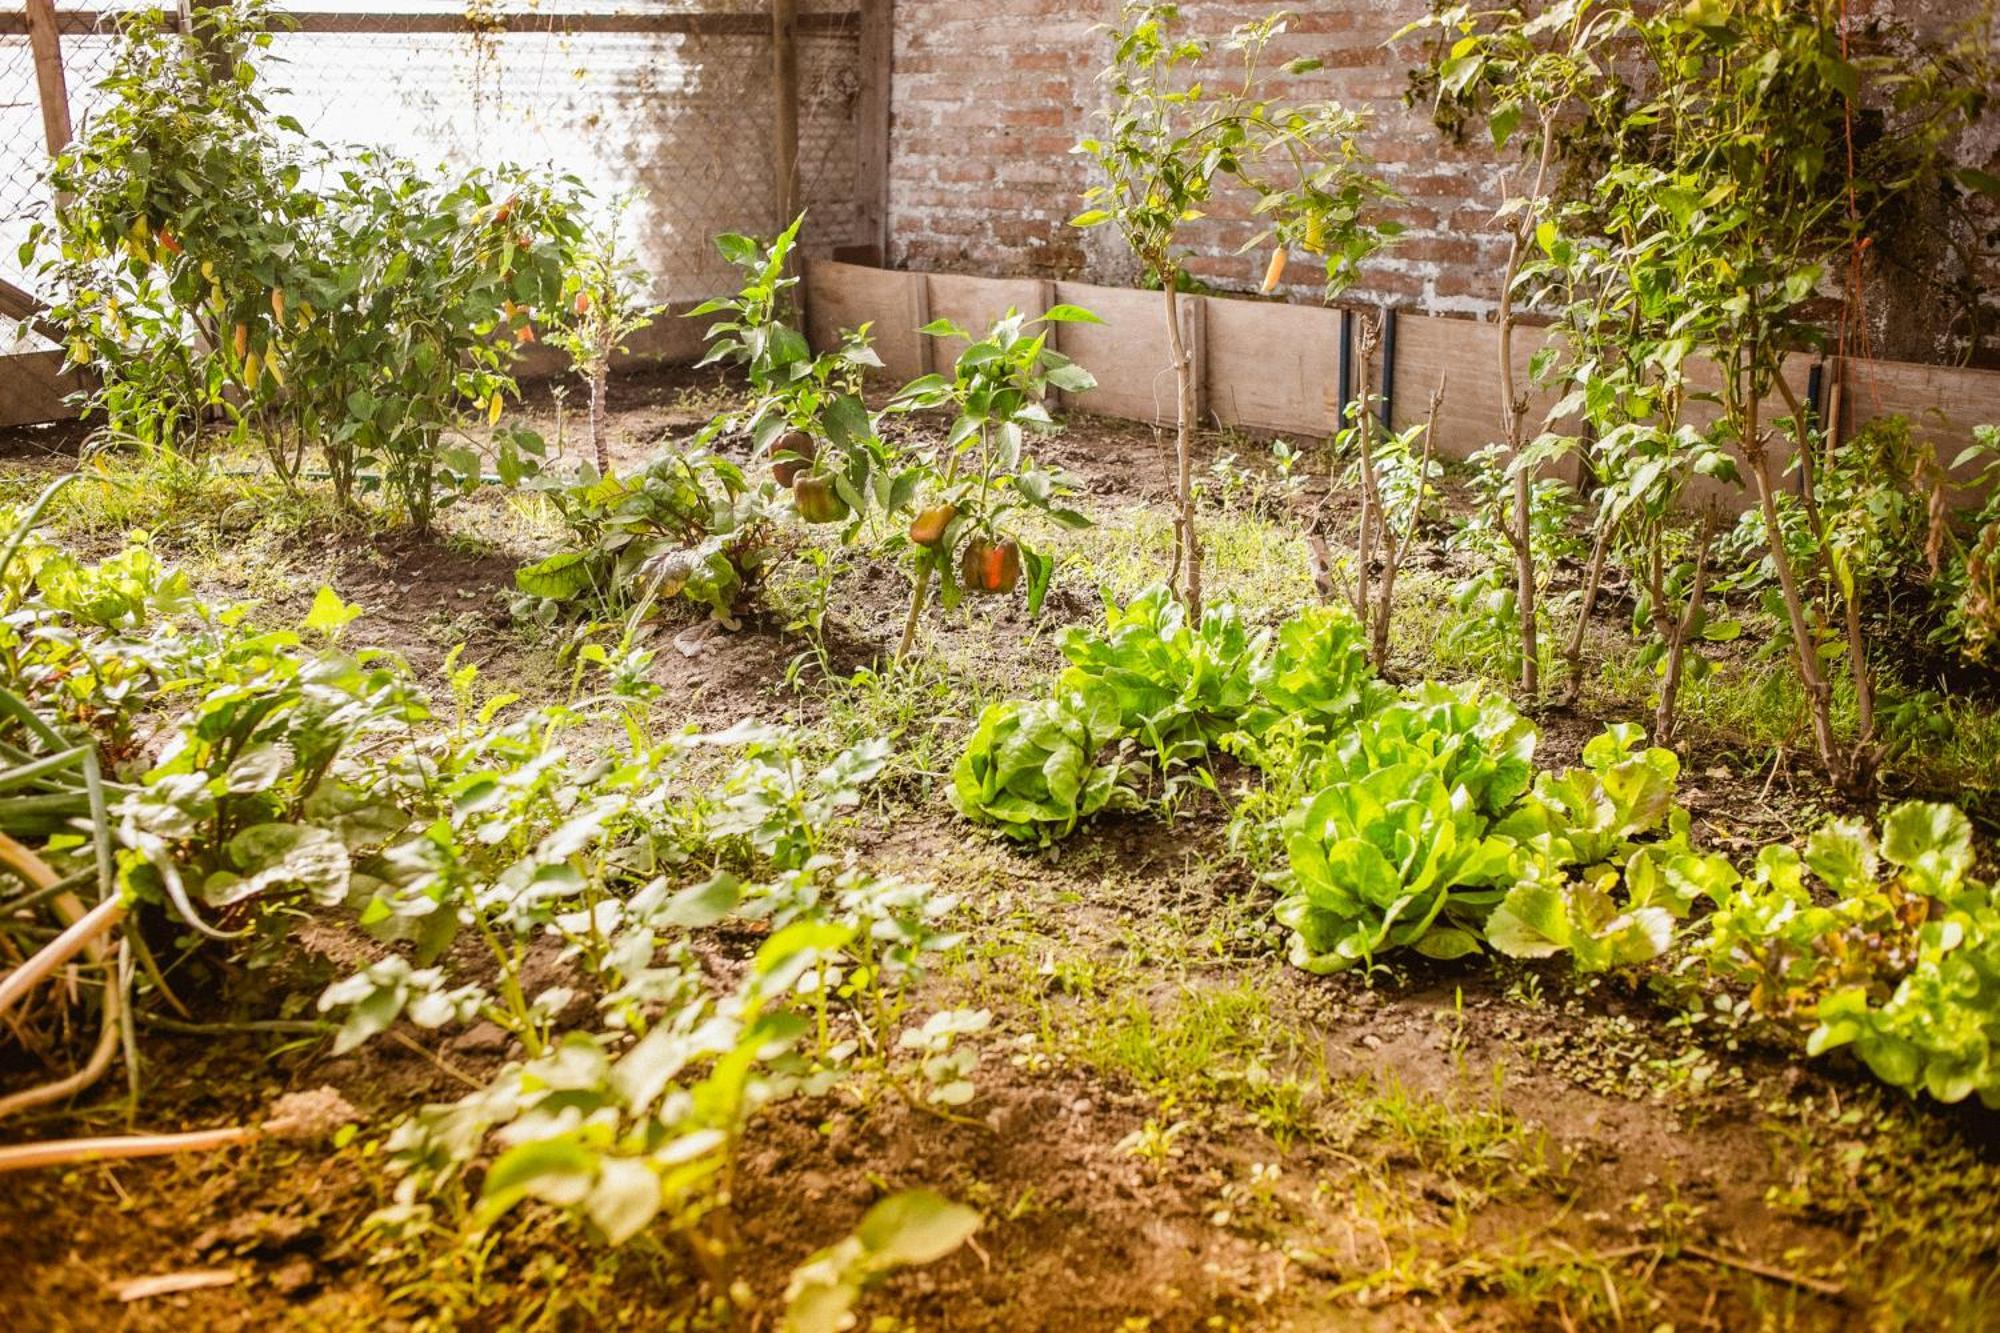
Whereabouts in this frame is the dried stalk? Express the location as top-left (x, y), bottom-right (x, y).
top-left (1368, 376), bottom-right (1444, 669)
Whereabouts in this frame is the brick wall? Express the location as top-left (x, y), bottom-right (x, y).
top-left (884, 0), bottom-right (1999, 365)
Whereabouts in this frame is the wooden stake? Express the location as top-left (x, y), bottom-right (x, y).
top-left (26, 0), bottom-right (72, 160)
top-left (1184, 295), bottom-right (1208, 429)
top-left (910, 271), bottom-right (933, 376)
top-left (771, 0), bottom-right (800, 227)
top-left (856, 0), bottom-right (893, 266)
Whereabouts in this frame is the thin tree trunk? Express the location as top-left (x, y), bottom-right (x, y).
top-left (1371, 375), bottom-right (1443, 670)
top-left (1655, 511), bottom-right (1717, 746)
top-left (1351, 320), bottom-right (1381, 631)
top-left (1162, 280), bottom-right (1201, 617)
top-left (1774, 372), bottom-right (1873, 778)
top-left (589, 361), bottom-right (610, 474)
top-left (1496, 117), bottom-right (1559, 699)
top-left (1741, 384), bottom-right (1845, 788)
top-left (1562, 520), bottom-right (1614, 707)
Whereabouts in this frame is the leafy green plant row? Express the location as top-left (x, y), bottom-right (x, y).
top-left (2, 504), bottom-right (984, 1322)
top-left (950, 590), bottom-right (1998, 1109)
top-left (515, 221), bottom-right (1097, 654)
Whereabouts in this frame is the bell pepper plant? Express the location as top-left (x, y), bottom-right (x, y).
top-left (886, 307), bottom-right (1100, 660)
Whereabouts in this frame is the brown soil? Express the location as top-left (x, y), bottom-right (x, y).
top-left (1, 366), bottom-right (1995, 1331)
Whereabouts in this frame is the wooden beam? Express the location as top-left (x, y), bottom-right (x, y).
top-left (0, 276), bottom-right (61, 345)
top-left (25, 0), bottom-right (72, 160)
top-left (771, 0), bottom-right (800, 227)
top-left (0, 9), bottom-right (860, 37)
top-left (855, 0), bottom-right (893, 265)
top-left (1038, 277), bottom-right (1063, 411)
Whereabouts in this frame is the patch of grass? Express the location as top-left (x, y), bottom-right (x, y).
top-left (1759, 1089), bottom-right (2000, 1329)
top-left (1053, 505), bottom-right (1312, 621)
top-left (803, 656), bottom-right (999, 791)
top-left (1069, 979), bottom-right (1329, 1144)
top-left (1339, 1070), bottom-right (1555, 1196)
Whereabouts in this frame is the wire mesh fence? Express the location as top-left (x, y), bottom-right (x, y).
top-left (2, 0), bottom-right (866, 332)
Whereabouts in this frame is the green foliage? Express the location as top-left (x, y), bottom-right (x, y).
top-left (1279, 734), bottom-right (1517, 972)
top-left (113, 630), bottom-right (428, 944)
top-left (29, 0), bottom-right (582, 529)
top-left (691, 219), bottom-right (913, 531)
top-left (1273, 684), bottom-right (1531, 972)
top-left (1074, 3), bottom-right (1399, 295)
top-left (700, 724), bottom-right (891, 872)
top-left (545, 194), bottom-right (663, 399)
top-left (1697, 800), bottom-right (1997, 1108)
top-left (953, 597), bottom-right (1388, 846)
top-left (24, 0), bottom-right (314, 454)
top-left (1253, 685), bottom-right (1715, 975)
top-left (514, 449), bottom-right (779, 625)
top-left (948, 683), bottom-right (1135, 845)
top-left (783, 1190), bottom-right (981, 1333)
top-left (1057, 585), bottom-right (1267, 771)
top-left (888, 307), bottom-right (1098, 618)
top-left (285, 154), bottom-right (577, 530)
top-left (1243, 603), bottom-right (1385, 739)
top-left (1929, 424), bottom-right (2000, 665)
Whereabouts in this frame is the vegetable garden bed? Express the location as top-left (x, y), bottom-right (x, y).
top-left (5, 1), bottom-right (2000, 1328)
top-left (2, 365), bottom-right (1995, 1329)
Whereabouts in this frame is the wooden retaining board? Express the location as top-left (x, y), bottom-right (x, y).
top-left (0, 349), bottom-right (80, 429)
top-left (798, 260), bottom-right (2000, 517)
top-left (1050, 281), bottom-right (1179, 427)
top-left (805, 260), bottom-right (924, 383)
top-left (1202, 297), bottom-right (1342, 438)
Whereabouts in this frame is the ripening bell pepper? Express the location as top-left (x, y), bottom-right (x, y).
top-left (959, 537), bottom-right (1021, 593)
top-left (769, 429), bottom-right (817, 486)
top-left (792, 472), bottom-right (851, 524)
top-left (908, 502), bottom-right (957, 548)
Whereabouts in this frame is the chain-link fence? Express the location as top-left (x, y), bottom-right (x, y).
top-left (2, 0), bottom-right (867, 339)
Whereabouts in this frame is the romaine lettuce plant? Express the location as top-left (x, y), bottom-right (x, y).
top-left (1694, 799), bottom-right (1996, 1107)
top-left (1057, 585), bottom-right (1266, 776)
top-left (1279, 756), bottom-right (1519, 973)
top-left (949, 682), bottom-right (1135, 845)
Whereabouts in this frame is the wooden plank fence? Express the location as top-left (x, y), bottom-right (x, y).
top-left (803, 259), bottom-right (2000, 513)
